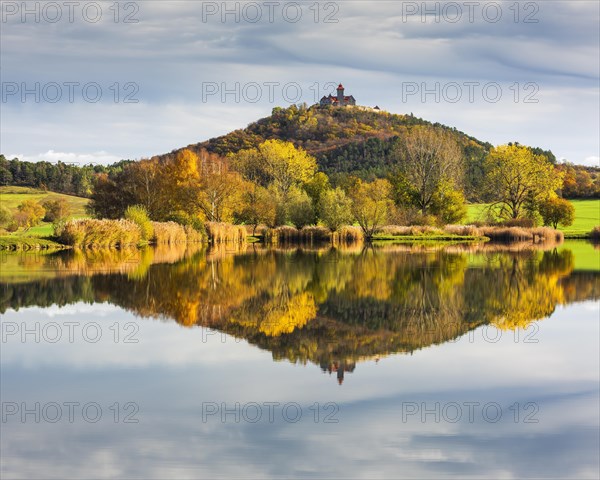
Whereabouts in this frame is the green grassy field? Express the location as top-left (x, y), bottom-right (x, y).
top-left (0, 187), bottom-right (90, 248)
top-left (0, 186), bottom-right (89, 219)
top-left (467, 199), bottom-right (599, 236)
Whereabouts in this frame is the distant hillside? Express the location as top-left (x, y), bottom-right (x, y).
top-left (0, 186), bottom-right (89, 218)
top-left (157, 104), bottom-right (495, 198)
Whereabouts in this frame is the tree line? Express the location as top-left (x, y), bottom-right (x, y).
top-left (84, 127), bottom-right (579, 236)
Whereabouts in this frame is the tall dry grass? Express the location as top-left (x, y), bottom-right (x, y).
top-left (479, 226), bottom-right (563, 243)
top-left (58, 219), bottom-right (141, 248)
top-left (206, 222), bottom-right (247, 244)
top-left (335, 226), bottom-right (364, 244)
top-left (151, 221), bottom-right (188, 244)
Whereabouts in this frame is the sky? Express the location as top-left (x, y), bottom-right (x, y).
top-left (1, 1), bottom-right (599, 166)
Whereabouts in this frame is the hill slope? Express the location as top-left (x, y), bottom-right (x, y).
top-left (0, 186), bottom-right (89, 217)
top-left (157, 104), bottom-right (494, 198)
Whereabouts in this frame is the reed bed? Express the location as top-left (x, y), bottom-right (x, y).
top-left (335, 226), bottom-right (364, 244)
top-left (591, 225), bottom-right (600, 241)
top-left (58, 219), bottom-right (141, 248)
top-left (443, 225), bottom-right (482, 237)
top-left (378, 225), bottom-right (445, 236)
top-left (265, 225), bottom-right (360, 245)
top-left (206, 222), bottom-right (247, 244)
top-left (151, 221), bottom-right (188, 244)
top-left (479, 226), bottom-right (563, 243)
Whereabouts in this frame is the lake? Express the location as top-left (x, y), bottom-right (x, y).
top-left (1, 241), bottom-right (599, 479)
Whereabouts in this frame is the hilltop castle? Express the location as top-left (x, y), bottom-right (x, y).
top-left (319, 83), bottom-right (356, 107)
top-left (319, 83), bottom-right (381, 111)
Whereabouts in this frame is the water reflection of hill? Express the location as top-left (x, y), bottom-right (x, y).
top-left (2, 245), bottom-right (599, 382)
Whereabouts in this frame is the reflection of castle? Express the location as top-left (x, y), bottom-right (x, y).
top-left (321, 360), bottom-right (356, 385)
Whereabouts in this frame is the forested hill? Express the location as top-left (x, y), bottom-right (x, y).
top-left (158, 104), bottom-right (496, 196)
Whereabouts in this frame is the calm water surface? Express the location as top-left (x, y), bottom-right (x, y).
top-left (1, 242), bottom-right (599, 479)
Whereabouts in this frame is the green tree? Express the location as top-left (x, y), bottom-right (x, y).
top-left (484, 144), bottom-right (563, 219)
top-left (538, 197), bottom-right (575, 228)
top-left (0, 205), bottom-right (12, 227)
top-left (125, 205), bottom-right (154, 242)
top-left (319, 187), bottom-right (353, 232)
top-left (430, 184), bottom-right (467, 225)
top-left (288, 186), bottom-right (315, 228)
top-left (349, 179), bottom-right (393, 238)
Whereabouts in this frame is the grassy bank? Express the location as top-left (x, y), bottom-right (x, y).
top-left (467, 199), bottom-right (599, 238)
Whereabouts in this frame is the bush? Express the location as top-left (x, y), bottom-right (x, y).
top-left (42, 199), bottom-right (70, 223)
top-left (125, 205), bottom-right (154, 242)
top-left (591, 226), bottom-right (600, 241)
top-left (0, 205), bottom-right (12, 227)
top-left (430, 187), bottom-right (467, 225)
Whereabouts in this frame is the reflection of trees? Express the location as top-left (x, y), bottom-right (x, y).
top-left (2, 245), bottom-right (599, 380)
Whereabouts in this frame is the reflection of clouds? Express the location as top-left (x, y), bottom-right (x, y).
top-left (2, 387), bottom-right (598, 479)
top-left (2, 302), bottom-right (599, 477)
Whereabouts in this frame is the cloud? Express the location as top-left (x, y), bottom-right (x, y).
top-left (1, 1), bottom-right (598, 166)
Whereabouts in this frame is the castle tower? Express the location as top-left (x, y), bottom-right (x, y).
top-left (337, 83), bottom-right (345, 106)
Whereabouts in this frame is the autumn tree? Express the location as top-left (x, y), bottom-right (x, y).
top-left (232, 140), bottom-right (317, 196)
top-left (320, 187), bottom-right (353, 232)
top-left (196, 150), bottom-right (243, 222)
top-left (15, 200), bottom-right (45, 229)
top-left (237, 183), bottom-right (277, 233)
top-left (538, 197), bottom-right (575, 228)
top-left (484, 144), bottom-right (563, 219)
top-left (349, 179), bottom-right (393, 238)
top-left (394, 126), bottom-right (463, 215)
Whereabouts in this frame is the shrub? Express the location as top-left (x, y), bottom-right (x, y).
top-left (42, 199), bottom-right (70, 223)
top-left (591, 226), bottom-right (600, 241)
top-left (0, 205), bottom-right (12, 227)
top-left (125, 205), bottom-right (154, 242)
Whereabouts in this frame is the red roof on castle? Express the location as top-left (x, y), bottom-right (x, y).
top-left (322, 94), bottom-right (354, 104)
top-left (337, 83), bottom-right (344, 89)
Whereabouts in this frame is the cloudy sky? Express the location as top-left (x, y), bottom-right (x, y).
top-left (1, 1), bottom-right (599, 166)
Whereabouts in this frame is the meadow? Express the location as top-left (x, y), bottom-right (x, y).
top-left (467, 199), bottom-right (600, 237)
top-left (0, 186), bottom-right (90, 238)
